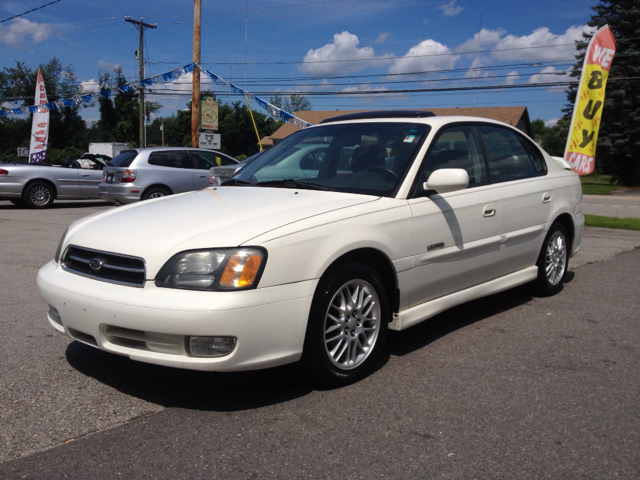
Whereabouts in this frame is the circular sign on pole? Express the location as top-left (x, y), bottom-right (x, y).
top-left (200, 97), bottom-right (218, 131)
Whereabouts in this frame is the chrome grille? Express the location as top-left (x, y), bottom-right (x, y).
top-left (62, 245), bottom-right (146, 287)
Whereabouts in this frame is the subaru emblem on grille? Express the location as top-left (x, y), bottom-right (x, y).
top-left (89, 257), bottom-right (105, 271)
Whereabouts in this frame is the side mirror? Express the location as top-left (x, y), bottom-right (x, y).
top-left (424, 168), bottom-right (469, 194)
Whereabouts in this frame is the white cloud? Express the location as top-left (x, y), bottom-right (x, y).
top-left (388, 39), bottom-right (459, 75)
top-left (438, 1), bottom-right (463, 16)
top-left (374, 32), bottom-right (390, 44)
top-left (545, 118), bottom-right (560, 127)
top-left (342, 85), bottom-right (390, 94)
top-left (318, 79), bottom-right (335, 90)
top-left (505, 71), bottom-right (521, 85)
top-left (0, 18), bottom-right (54, 45)
top-left (299, 31), bottom-right (392, 75)
top-left (491, 25), bottom-right (595, 62)
top-left (457, 28), bottom-right (506, 54)
top-left (464, 57), bottom-right (491, 79)
top-left (97, 60), bottom-right (122, 72)
top-left (528, 66), bottom-right (570, 84)
top-left (80, 79), bottom-right (101, 93)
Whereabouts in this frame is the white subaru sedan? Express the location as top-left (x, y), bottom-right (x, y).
top-left (37, 111), bottom-right (584, 385)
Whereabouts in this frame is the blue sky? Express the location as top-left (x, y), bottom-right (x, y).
top-left (1, 0), bottom-right (596, 126)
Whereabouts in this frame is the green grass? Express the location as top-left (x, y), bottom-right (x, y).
top-left (581, 173), bottom-right (619, 195)
top-left (585, 214), bottom-right (640, 231)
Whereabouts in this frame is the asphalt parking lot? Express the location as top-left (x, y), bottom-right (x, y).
top-left (1, 199), bottom-right (639, 479)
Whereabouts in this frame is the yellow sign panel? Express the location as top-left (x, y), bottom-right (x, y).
top-left (564, 25), bottom-right (616, 175)
top-left (200, 96), bottom-right (218, 130)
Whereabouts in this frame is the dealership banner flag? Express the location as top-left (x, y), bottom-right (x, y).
top-left (29, 69), bottom-right (49, 164)
top-left (564, 25), bottom-right (616, 175)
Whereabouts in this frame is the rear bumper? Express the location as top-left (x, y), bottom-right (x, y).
top-left (99, 183), bottom-right (141, 204)
top-left (0, 178), bottom-right (26, 199)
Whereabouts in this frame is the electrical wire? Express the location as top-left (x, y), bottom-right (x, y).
top-left (0, 0), bottom-right (62, 23)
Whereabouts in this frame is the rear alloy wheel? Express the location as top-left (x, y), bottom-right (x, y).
top-left (534, 223), bottom-right (568, 296)
top-left (23, 182), bottom-right (54, 209)
top-left (304, 264), bottom-right (388, 386)
top-left (142, 187), bottom-right (170, 201)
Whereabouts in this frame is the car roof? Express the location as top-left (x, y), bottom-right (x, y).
top-left (317, 114), bottom-right (516, 131)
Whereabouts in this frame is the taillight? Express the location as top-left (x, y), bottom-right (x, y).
top-left (121, 169), bottom-right (137, 183)
top-left (102, 171), bottom-right (106, 182)
top-left (0, 168), bottom-right (8, 176)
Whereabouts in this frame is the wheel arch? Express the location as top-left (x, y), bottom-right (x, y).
top-left (23, 178), bottom-right (57, 199)
top-left (552, 213), bottom-right (575, 256)
top-left (141, 184), bottom-right (173, 198)
top-left (317, 247), bottom-right (400, 317)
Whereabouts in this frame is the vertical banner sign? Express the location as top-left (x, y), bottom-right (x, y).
top-left (29, 69), bottom-right (49, 164)
top-left (564, 25), bottom-right (616, 175)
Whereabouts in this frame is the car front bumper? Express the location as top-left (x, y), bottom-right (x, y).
top-left (37, 260), bottom-right (317, 371)
top-left (99, 184), bottom-right (142, 204)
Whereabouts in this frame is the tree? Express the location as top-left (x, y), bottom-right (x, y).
top-left (566, 0), bottom-right (640, 185)
top-left (531, 118), bottom-right (570, 157)
top-left (89, 67), bottom-right (140, 147)
top-left (269, 94), bottom-right (312, 113)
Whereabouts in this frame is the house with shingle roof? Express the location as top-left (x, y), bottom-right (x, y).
top-left (260, 107), bottom-right (532, 149)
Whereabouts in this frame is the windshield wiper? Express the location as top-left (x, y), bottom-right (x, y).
top-left (220, 178), bottom-right (255, 186)
top-left (256, 179), bottom-right (330, 191)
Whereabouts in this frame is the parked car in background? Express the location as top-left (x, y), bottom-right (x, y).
top-left (99, 147), bottom-right (238, 204)
top-left (208, 151), bottom-right (264, 186)
top-left (39, 111), bottom-right (584, 386)
top-left (0, 155), bottom-right (106, 208)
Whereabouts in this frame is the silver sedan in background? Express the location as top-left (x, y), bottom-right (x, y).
top-left (0, 155), bottom-right (106, 208)
top-left (99, 147), bottom-right (238, 204)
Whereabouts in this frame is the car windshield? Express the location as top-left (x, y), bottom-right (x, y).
top-left (233, 122), bottom-right (430, 197)
top-left (108, 150), bottom-right (138, 167)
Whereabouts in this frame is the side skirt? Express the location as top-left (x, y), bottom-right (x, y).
top-left (389, 266), bottom-right (538, 331)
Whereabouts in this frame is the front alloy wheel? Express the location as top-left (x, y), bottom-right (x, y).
top-left (304, 264), bottom-right (388, 386)
top-left (324, 279), bottom-right (381, 370)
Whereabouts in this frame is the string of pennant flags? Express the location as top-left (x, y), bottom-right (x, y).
top-left (0, 63), bottom-right (312, 129)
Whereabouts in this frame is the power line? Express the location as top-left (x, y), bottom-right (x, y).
top-left (0, 0), bottom-right (62, 23)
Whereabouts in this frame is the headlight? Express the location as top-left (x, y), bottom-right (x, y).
top-left (54, 227), bottom-right (69, 264)
top-left (155, 247), bottom-right (267, 291)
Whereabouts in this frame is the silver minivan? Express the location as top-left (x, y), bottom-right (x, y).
top-left (99, 147), bottom-right (238, 204)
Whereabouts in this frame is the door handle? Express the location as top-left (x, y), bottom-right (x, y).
top-left (81, 174), bottom-right (91, 177)
top-left (483, 204), bottom-right (496, 217)
top-left (542, 192), bottom-right (552, 203)
top-left (200, 175), bottom-right (208, 178)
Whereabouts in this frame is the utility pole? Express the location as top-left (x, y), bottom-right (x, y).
top-left (125, 16), bottom-right (156, 148)
top-left (191, 0), bottom-right (201, 148)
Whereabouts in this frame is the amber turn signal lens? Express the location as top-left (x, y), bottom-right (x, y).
top-left (219, 253), bottom-right (263, 288)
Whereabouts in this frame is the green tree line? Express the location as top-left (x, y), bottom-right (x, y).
top-left (1, 61), bottom-right (290, 163)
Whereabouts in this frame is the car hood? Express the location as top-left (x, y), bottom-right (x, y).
top-left (65, 186), bottom-right (378, 275)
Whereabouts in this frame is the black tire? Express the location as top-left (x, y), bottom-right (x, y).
top-left (142, 187), bottom-right (170, 201)
top-left (533, 223), bottom-right (569, 296)
top-left (23, 182), bottom-right (54, 209)
top-left (303, 263), bottom-right (389, 386)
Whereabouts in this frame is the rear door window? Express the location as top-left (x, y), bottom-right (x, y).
top-left (148, 151), bottom-right (193, 169)
top-left (478, 126), bottom-right (545, 182)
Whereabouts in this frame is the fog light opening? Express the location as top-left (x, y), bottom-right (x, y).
top-left (188, 336), bottom-right (237, 357)
top-left (48, 305), bottom-right (63, 326)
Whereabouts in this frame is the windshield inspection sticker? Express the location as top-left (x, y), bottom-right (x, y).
top-left (404, 135), bottom-right (416, 143)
